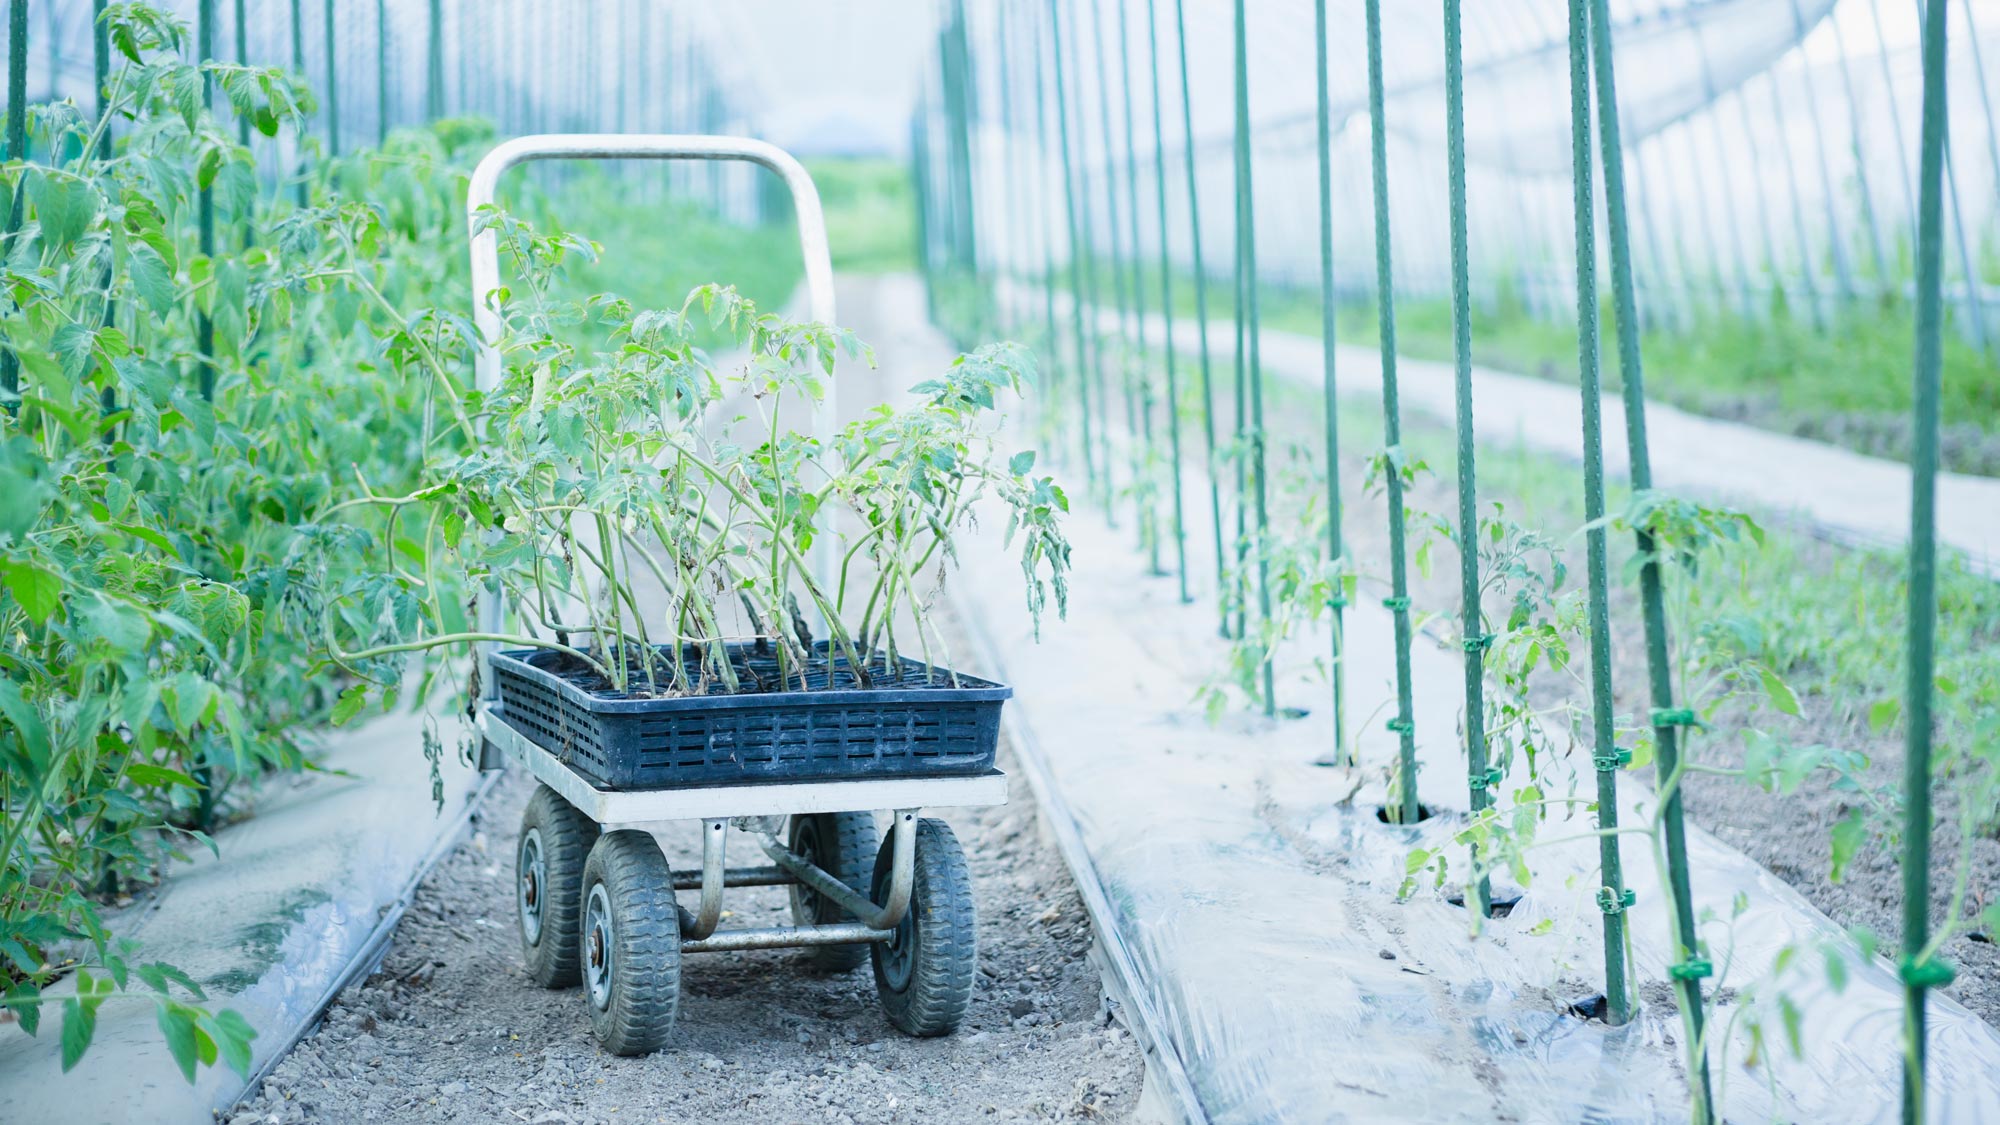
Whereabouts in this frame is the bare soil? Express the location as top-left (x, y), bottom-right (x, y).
top-left (228, 743), bottom-right (1145, 1125)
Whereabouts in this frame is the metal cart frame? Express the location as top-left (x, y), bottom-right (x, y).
top-left (464, 135), bottom-right (1006, 1054)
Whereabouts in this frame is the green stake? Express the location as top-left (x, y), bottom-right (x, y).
top-left (1363, 0), bottom-right (1418, 819)
top-left (1170, 0), bottom-right (1225, 633)
top-left (1047, 0), bottom-right (1099, 496)
top-left (1312, 0), bottom-right (1346, 760)
top-left (376, 0), bottom-right (388, 145)
top-left (1086, 0), bottom-right (1137, 530)
top-left (1228, 0), bottom-right (1271, 716)
top-left (324, 0), bottom-right (340, 156)
top-left (2, 0), bottom-right (24, 405)
top-left (1569, 0), bottom-right (1636, 1037)
top-left (1442, 0), bottom-right (1489, 916)
top-left (1144, 0), bottom-right (1188, 603)
top-left (427, 0), bottom-right (444, 122)
top-left (290, 0), bottom-right (308, 206)
top-left (1114, 0), bottom-right (1161, 573)
top-left (197, 0), bottom-right (216, 401)
top-left (1900, 1), bottom-right (1950, 1118)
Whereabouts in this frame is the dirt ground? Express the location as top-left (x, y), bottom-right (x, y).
top-left (227, 743), bottom-right (1146, 1125)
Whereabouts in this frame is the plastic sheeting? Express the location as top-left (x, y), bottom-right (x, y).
top-left (866, 263), bottom-right (2000, 1120)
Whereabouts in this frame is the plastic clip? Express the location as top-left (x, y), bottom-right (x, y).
top-left (1386, 717), bottom-right (1414, 734)
top-left (1650, 707), bottom-right (1699, 728)
top-left (1899, 955), bottom-right (1957, 989)
top-left (1669, 958), bottom-right (1715, 982)
top-left (1382, 596), bottom-right (1411, 612)
top-left (1462, 633), bottom-right (1495, 653)
top-left (1468, 767), bottom-right (1505, 791)
top-left (1595, 887), bottom-right (1636, 915)
top-left (1592, 747), bottom-right (1634, 772)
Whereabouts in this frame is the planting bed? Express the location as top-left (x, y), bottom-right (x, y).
top-left (228, 750), bottom-right (1145, 1125)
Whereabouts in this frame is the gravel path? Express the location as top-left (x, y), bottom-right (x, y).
top-left (229, 743), bottom-right (1145, 1125)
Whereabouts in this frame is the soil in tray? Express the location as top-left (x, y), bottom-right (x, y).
top-left (522, 642), bottom-right (999, 701)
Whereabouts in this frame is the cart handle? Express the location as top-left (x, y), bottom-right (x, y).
top-left (463, 134), bottom-right (839, 683)
top-left (465, 132), bottom-right (836, 395)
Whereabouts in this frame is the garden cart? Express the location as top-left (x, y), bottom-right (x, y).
top-left (465, 135), bottom-right (1010, 1056)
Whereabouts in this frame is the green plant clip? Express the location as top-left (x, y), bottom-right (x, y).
top-left (1325, 594), bottom-right (1349, 609)
top-left (1467, 766), bottom-right (1504, 791)
top-left (1595, 887), bottom-right (1636, 914)
top-left (1461, 633), bottom-right (1494, 653)
top-left (1898, 954), bottom-right (1957, 989)
top-left (1668, 958), bottom-right (1715, 982)
top-left (1382, 596), bottom-right (1411, 612)
top-left (1386, 716), bottom-right (1414, 734)
top-left (1649, 707), bottom-right (1699, 728)
top-left (1591, 747), bottom-right (1633, 772)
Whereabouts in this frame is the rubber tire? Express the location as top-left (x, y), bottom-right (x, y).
top-left (870, 817), bottom-right (977, 1037)
top-left (580, 831), bottom-right (682, 1056)
top-left (788, 811), bottom-right (881, 972)
top-left (518, 784), bottom-right (600, 989)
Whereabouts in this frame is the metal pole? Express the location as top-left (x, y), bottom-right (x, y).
top-left (1364, 0), bottom-right (1419, 817)
top-left (1230, 0), bottom-right (1273, 715)
top-left (1172, 0), bottom-right (1224, 627)
top-left (1048, 0), bottom-right (1100, 498)
top-left (376, 0), bottom-right (388, 145)
top-left (1, 0), bottom-right (23, 405)
top-left (426, 0), bottom-right (442, 122)
top-left (1086, 0), bottom-right (1136, 528)
top-left (1313, 0), bottom-right (1346, 760)
top-left (1116, 0), bottom-right (1162, 573)
top-left (323, 0), bottom-right (339, 154)
top-left (197, 0), bottom-right (217, 400)
top-left (1901, 5), bottom-right (1953, 1119)
top-left (1147, 0), bottom-right (1188, 604)
top-left (1443, 0), bottom-right (1489, 915)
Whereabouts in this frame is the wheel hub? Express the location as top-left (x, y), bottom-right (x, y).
top-left (518, 829), bottom-right (546, 946)
top-left (584, 882), bottom-right (614, 1011)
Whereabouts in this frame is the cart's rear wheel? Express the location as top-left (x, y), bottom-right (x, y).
top-left (518, 784), bottom-right (599, 989)
top-left (870, 817), bottom-right (976, 1036)
top-left (580, 831), bottom-right (681, 1056)
top-left (788, 811), bottom-right (880, 972)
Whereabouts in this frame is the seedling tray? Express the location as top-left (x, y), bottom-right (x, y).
top-left (489, 643), bottom-right (1010, 790)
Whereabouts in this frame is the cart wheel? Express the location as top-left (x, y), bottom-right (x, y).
top-left (870, 817), bottom-right (976, 1037)
top-left (580, 831), bottom-right (682, 1056)
top-left (518, 784), bottom-right (599, 989)
top-left (788, 812), bottom-right (881, 972)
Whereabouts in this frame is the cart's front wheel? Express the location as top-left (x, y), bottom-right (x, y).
top-left (788, 811), bottom-right (880, 972)
top-left (870, 817), bottom-right (976, 1037)
top-left (580, 831), bottom-right (681, 1056)
top-left (518, 784), bottom-right (599, 989)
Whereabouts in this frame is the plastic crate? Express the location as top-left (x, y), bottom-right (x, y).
top-left (489, 643), bottom-right (1010, 790)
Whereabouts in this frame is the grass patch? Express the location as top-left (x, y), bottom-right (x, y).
top-left (804, 157), bottom-right (918, 275)
top-left (1045, 262), bottom-right (2000, 475)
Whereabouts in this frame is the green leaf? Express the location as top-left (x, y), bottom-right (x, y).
top-left (112, 521), bottom-right (182, 559)
top-left (129, 243), bottom-right (177, 316)
top-left (1008, 450), bottom-right (1036, 476)
top-left (126, 763), bottom-right (204, 789)
top-left (205, 1008), bottom-right (257, 1077)
top-left (2, 561), bottom-right (64, 623)
top-left (1867, 698), bottom-right (1900, 734)
top-left (27, 170), bottom-right (102, 249)
top-left (158, 1005), bottom-right (200, 1083)
top-left (330, 684), bottom-right (369, 727)
top-left (60, 996), bottom-right (96, 1072)
top-left (6, 981), bottom-right (40, 1037)
top-left (1755, 664), bottom-right (1800, 718)
top-left (1828, 807), bottom-right (1868, 884)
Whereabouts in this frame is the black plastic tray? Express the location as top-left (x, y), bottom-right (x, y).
top-left (489, 643), bottom-right (1010, 791)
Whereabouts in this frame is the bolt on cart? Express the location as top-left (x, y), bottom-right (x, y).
top-left (466, 135), bottom-right (1009, 1056)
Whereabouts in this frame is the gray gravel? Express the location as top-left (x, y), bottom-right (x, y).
top-left (229, 745), bottom-right (1145, 1124)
